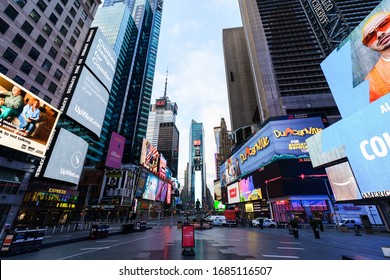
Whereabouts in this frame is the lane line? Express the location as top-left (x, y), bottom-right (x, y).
top-left (277, 247), bottom-right (305, 250)
top-left (262, 254), bottom-right (300, 259)
top-left (279, 242), bottom-right (301, 244)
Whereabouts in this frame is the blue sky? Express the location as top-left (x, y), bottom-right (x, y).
top-left (151, 0), bottom-right (243, 192)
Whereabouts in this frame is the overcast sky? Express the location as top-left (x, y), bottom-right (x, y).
top-left (150, 0), bottom-right (243, 193)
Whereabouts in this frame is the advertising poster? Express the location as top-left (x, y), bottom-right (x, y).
top-left (38, 128), bottom-right (88, 185)
top-left (142, 173), bottom-right (159, 201)
top-left (155, 180), bottom-right (168, 202)
top-left (220, 116), bottom-right (325, 187)
top-left (308, 0), bottom-right (390, 200)
top-left (227, 182), bottom-right (240, 204)
top-left (182, 225), bottom-right (195, 248)
top-left (140, 138), bottom-right (159, 173)
top-left (158, 153), bottom-right (167, 179)
top-left (105, 131), bottom-right (125, 169)
top-left (238, 175), bottom-right (255, 202)
top-left (0, 73), bottom-right (60, 158)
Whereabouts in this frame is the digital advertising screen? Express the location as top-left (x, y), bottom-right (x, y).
top-left (227, 182), bottom-right (240, 204)
top-left (140, 138), bottom-right (159, 173)
top-left (135, 169), bottom-right (148, 198)
top-left (220, 116), bottom-right (325, 187)
top-left (37, 128), bottom-right (88, 185)
top-left (155, 180), bottom-right (168, 202)
top-left (0, 73), bottom-right (60, 158)
top-left (238, 175), bottom-right (255, 202)
top-left (142, 173), bottom-right (159, 201)
top-left (105, 132), bottom-right (125, 169)
top-left (158, 153), bottom-right (167, 179)
top-left (166, 183), bottom-right (172, 205)
top-left (307, 0), bottom-right (390, 200)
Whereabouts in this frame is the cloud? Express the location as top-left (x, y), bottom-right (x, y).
top-left (171, 20), bottom-right (201, 36)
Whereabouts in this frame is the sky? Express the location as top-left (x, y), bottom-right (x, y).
top-left (150, 0), bottom-right (243, 193)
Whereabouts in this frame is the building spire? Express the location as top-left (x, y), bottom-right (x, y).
top-left (163, 66), bottom-right (168, 98)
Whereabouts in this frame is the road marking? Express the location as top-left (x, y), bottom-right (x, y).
top-left (96, 240), bottom-right (119, 243)
top-left (277, 247), bottom-right (305, 250)
top-left (279, 242), bottom-right (301, 244)
top-left (263, 254), bottom-right (300, 259)
top-left (80, 247), bottom-right (110, 250)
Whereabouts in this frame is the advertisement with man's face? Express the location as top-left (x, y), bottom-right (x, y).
top-left (0, 73), bottom-right (60, 158)
top-left (308, 0), bottom-right (390, 200)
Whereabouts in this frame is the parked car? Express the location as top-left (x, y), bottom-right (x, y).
top-left (206, 215), bottom-right (227, 226)
top-left (252, 217), bottom-right (277, 228)
top-left (338, 219), bottom-right (362, 229)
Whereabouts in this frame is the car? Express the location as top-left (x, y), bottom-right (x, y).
top-left (338, 219), bottom-right (362, 229)
top-left (252, 217), bottom-right (277, 228)
top-left (206, 215), bottom-right (227, 226)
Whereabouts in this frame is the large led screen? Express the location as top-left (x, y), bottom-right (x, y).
top-left (63, 67), bottom-right (109, 137)
top-left (105, 132), bottom-right (125, 169)
top-left (38, 128), bottom-right (88, 184)
top-left (0, 74), bottom-right (60, 158)
top-left (135, 169), bottom-right (148, 198)
top-left (308, 0), bottom-right (390, 199)
top-left (140, 138), bottom-right (159, 173)
top-left (155, 180), bottom-right (168, 202)
top-left (227, 182), bottom-right (240, 204)
top-left (220, 116), bottom-right (325, 187)
top-left (238, 175), bottom-right (255, 202)
top-left (142, 173), bottom-right (159, 201)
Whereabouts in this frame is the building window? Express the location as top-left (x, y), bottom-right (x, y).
top-left (78, 18), bottom-right (84, 28)
top-left (35, 35), bottom-right (46, 48)
top-left (35, 72), bottom-right (46, 85)
top-left (48, 82), bottom-right (58, 94)
top-left (69, 37), bottom-right (76, 47)
top-left (49, 13), bottom-right (58, 25)
top-left (74, 0), bottom-right (81, 9)
top-left (21, 21), bottom-right (33, 35)
top-left (64, 47), bottom-right (72, 58)
top-left (12, 34), bottom-right (26, 49)
top-left (48, 47), bottom-right (58, 59)
top-left (30, 86), bottom-right (39, 95)
top-left (42, 59), bottom-right (52, 71)
top-left (54, 36), bottom-right (63, 47)
top-left (36, 0), bottom-right (47, 12)
top-left (0, 18), bottom-right (10, 34)
top-left (54, 69), bottom-right (63, 80)
top-left (13, 0), bottom-right (27, 8)
top-left (2, 48), bottom-right (18, 63)
top-left (0, 64), bottom-right (9, 75)
top-left (28, 47), bottom-right (40, 61)
top-left (43, 24), bottom-right (53, 36)
top-left (82, 10), bottom-right (88, 21)
top-left (43, 95), bottom-right (52, 103)
top-left (55, 4), bottom-right (64, 15)
top-left (29, 9), bottom-right (41, 23)
top-left (20, 61), bottom-right (33, 75)
top-left (4, 5), bottom-right (19, 20)
top-left (73, 27), bottom-right (81, 38)
top-left (70, 7), bottom-right (76, 18)
top-left (14, 76), bottom-right (25, 86)
top-left (65, 16), bottom-right (72, 27)
top-left (61, 0), bottom-right (68, 6)
top-left (59, 57), bottom-right (68, 68)
top-left (60, 26), bottom-right (68, 37)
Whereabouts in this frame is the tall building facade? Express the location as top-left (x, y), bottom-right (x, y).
top-left (88, 0), bottom-right (163, 165)
top-left (0, 0), bottom-right (101, 231)
top-left (236, 0), bottom-right (381, 126)
top-left (188, 120), bottom-right (206, 209)
top-left (213, 117), bottom-right (232, 181)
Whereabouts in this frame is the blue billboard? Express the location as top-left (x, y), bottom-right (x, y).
top-left (307, 0), bottom-right (390, 200)
top-left (220, 116), bottom-right (325, 187)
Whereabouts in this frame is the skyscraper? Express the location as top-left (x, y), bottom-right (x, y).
top-left (146, 70), bottom-right (179, 177)
top-left (78, 0), bottom-right (164, 166)
top-left (236, 0), bottom-right (382, 125)
top-left (189, 120), bottom-right (206, 209)
top-left (213, 117), bottom-right (232, 181)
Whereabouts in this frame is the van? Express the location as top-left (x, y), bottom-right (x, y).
top-left (206, 215), bottom-right (227, 226)
top-left (338, 219), bottom-right (362, 229)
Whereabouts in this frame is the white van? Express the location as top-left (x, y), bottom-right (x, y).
top-left (338, 219), bottom-right (362, 229)
top-left (206, 215), bottom-right (227, 226)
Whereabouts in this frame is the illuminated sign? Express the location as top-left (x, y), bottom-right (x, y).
top-left (156, 99), bottom-right (166, 107)
top-left (193, 140), bottom-right (201, 146)
top-left (105, 132), bottom-right (125, 169)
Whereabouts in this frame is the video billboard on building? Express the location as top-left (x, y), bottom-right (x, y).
top-left (0, 74), bottom-right (60, 158)
top-left (220, 116), bottom-right (325, 187)
top-left (140, 139), bottom-right (159, 173)
top-left (227, 182), bottom-right (240, 204)
top-left (307, 0), bottom-right (390, 200)
top-left (105, 132), bottom-right (125, 169)
top-left (36, 128), bottom-right (88, 185)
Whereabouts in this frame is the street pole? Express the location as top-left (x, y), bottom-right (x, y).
top-left (265, 181), bottom-right (273, 219)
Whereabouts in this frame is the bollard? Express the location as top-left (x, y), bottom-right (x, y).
top-left (52, 226), bottom-right (56, 234)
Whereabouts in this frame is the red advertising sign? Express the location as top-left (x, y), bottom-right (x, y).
top-left (182, 225), bottom-right (195, 248)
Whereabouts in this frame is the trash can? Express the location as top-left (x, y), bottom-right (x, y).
top-left (89, 224), bottom-right (109, 239)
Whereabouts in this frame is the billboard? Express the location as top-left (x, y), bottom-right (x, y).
top-left (220, 116), bottom-right (325, 187)
top-left (142, 172), bottom-right (159, 201)
top-left (105, 132), bottom-right (125, 169)
top-left (140, 139), bottom-right (159, 173)
top-left (238, 175), bottom-right (255, 202)
top-left (62, 67), bottom-right (109, 137)
top-left (227, 182), bottom-right (240, 204)
top-left (37, 128), bottom-right (88, 184)
top-left (158, 153), bottom-right (167, 179)
top-left (0, 73), bottom-right (60, 158)
top-left (307, 0), bottom-right (390, 200)
top-left (155, 180), bottom-right (168, 202)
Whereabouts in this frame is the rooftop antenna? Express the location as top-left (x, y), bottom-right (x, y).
top-left (163, 66), bottom-right (168, 98)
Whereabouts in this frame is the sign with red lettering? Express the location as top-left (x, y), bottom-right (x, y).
top-left (182, 225), bottom-right (195, 248)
